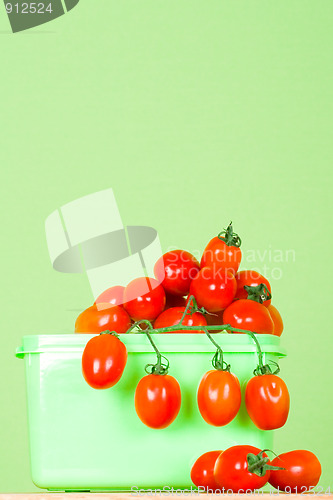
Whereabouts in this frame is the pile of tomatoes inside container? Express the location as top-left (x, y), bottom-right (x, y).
top-left (74, 222), bottom-right (322, 494)
top-left (75, 222), bottom-right (283, 336)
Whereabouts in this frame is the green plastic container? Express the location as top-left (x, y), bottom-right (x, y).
top-left (16, 333), bottom-right (286, 491)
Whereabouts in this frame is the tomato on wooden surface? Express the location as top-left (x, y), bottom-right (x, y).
top-left (245, 374), bottom-right (290, 430)
top-left (154, 249), bottom-right (200, 296)
top-left (154, 306), bottom-right (207, 333)
top-left (135, 374), bottom-right (181, 429)
top-left (269, 450), bottom-right (322, 492)
top-left (200, 223), bottom-right (242, 275)
top-left (235, 271), bottom-right (271, 306)
top-left (75, 304), bottom-right (131, 334)
top-left (82, 332), bottom-right (127, 389)
top-left (223, 299), bottom-right (274, 334)
top-left (189, 267), bottom-right (237, 313)
top-left (124, 277), bottom-right (166, 321)
top-left (197, 369), bottom-right (241, 426)
top-left (95, 285), bottom-right (125, 306)
top-left (268, 304), bottom-right (284, 336)
top-left (214, 446), bottom-right (271, 492)
top-left (191, 451), bottom-right (222, 491)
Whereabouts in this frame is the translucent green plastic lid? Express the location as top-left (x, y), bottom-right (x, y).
top-left (16, 333), bottom-right (286, 358)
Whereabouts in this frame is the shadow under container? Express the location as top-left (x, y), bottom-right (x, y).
top-left (16, 333), bottom-right (286, 491)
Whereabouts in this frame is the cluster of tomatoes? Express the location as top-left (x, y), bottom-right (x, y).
top-left (77, 223), bottom-right (288, 430)
top-left (191, 447), bottom-right (322, 494)
top-left (75, 222), bottom-right (283, 335)
top-left (75, 223), bottom-right (321, 492)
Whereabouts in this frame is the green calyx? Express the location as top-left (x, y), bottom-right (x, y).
top-left (217, 221), bottom-right (241, 248)
top-left (244, 283), bottom-right (272, 304)
top-left (146, 355), bottom-right (169, 375)
top-left (99, 330), bottom-right (119, 338)
top-left (212, 349), bottom-right (231, 371)
top-left (254, 360), bottom-right (280, 377)
top-left (247, 450), bottom-right (285, 477)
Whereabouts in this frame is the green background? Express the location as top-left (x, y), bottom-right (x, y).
top-left (0, 0), bottom-right (332, 492)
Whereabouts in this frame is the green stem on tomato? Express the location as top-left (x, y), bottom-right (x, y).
top-left (126, 319), bottom-right (169, 375)
top-left (244, 283), bottom-right (272, 304)
top-left (217, 221), bottom-right (241, 247)
top-left (202, 326), bottom-right (230, 371)
top-left (125, 314), bottom-right (280, 376)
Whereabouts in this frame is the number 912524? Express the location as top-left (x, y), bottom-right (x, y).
top-left (5, 3), bottom-right (53, 14)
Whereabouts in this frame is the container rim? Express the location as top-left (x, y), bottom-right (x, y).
top-left (16, 333), bottom-right (286, 358)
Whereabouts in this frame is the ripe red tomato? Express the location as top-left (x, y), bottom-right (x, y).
top-left (214, 446), bottom-right (271, 492)
top-left (245, 374), bottom-right (290, 430)
top-left (235, 271), bottom-right (271, 306)
top-left (200, 223), bottom-right (242, 275)
top-left (223, 299), bottom-right (274, 334)
top-left (154, 250), bottom-right (200, 296)
top-left (269, 450), bottom-right (322, 492)
top-left (268, 304), bottom-right (284, 336)
top-left (82, 333), bottom-right (127, 389)
top-left (189, 267), bottom-right (237, 313)
top-left (135, 374), bottom-right (181, 429)
top-left (197, 370), bottom-right (241, 426)
top-left (95, 285), bottom-right (125, 306)
top-left (75, 304), bottom-right (131, 334)
top-left (123, 277), bottom-right (166, 321)
top-left (154, 306), bottom-right (207, 333)
top-left (191, 451), bottom-right (223, 491)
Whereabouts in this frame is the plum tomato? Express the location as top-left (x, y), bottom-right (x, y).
top-left (223, 299), bottom-right (274, 334)
top-left (245, 374), bottom-right (290, 430)
top-left (200, 222), bottom-right (242, 275)
top-left (75, 304), bottom-right (131, 334)
top-left (95, 285), bottom-right (125, 306)
top-left (154, 306), bottom-right (207, 333)
top-left (82, 332), bottom-right (127, 389)
top-left (214, 446), bottom-right (271, 492)
top-left (268, 304), bottom-right (284, 336)
top-left (123, 277), bottom-right (166, 321)
top-left (154, 250), bottom-right (200, 296)
top-left (269, 450), bottom-right (322, 492)
top-left (135, 373), bottom-right (181, 429)
top-left (191, 451), bottom-right (223, 491)
top-left (189, 267), bottom-right (237, 313)
top-left (197, 370), bottom-right (241, 426)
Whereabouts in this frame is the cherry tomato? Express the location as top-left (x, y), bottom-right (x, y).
top-left (235, 271), bottom-right (271, 306)
top-left (75, 304), bottom-right (131, 334)
top-left (95, 285), bottom-right (125, 306)
top-left (191, 451), bottom-right (223, 491)
top-left (165, 293), bottom-right (187, 309)
top-left (82, 332), bottom-right (127, 389)
top-left (189, 267), bottom-right (237, 313)
top-left (197, 370), bottom-right (241, 426)
top-left (268, 304), bottom-right (284, 336)
top-left (154, 250), bottom-right (200, 296)
top-left (124, 277), bottom-right (166, 321)
top-left (269, 450), bottom-right (322, 492)
top-left (214, 446), bottom-right (271, 492)
top-left (135, 374), bottom-right (181, 429)
top-left (154, 306), bottom-right (207, 333)
top-left (245, 374), bottom-right (290, 430)
top-left (200, 223), bottom-right (242, 275)
top-left (223, 299), bottom-right (274, 334)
